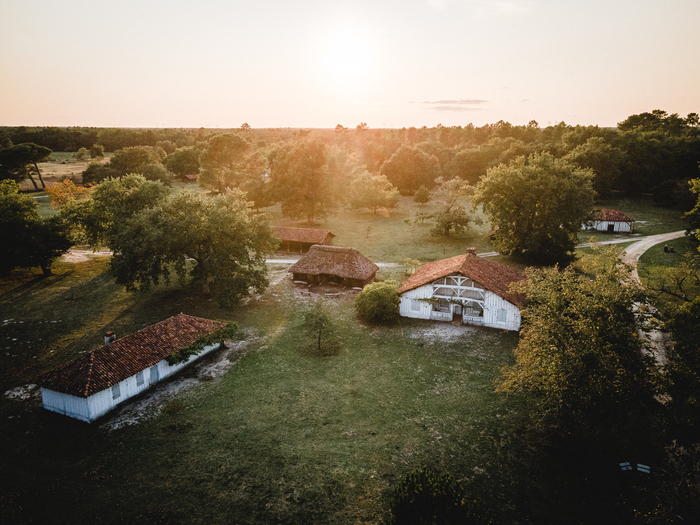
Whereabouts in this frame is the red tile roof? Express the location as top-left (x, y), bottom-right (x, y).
top-left (593, 209), bottom-right (633, 222)
top-left (398, 251), bottom-right (526, 307)
top-left (272, 226), bottom-right (335, 244)
top-left (36, 314), bottom-right (225, 398)
top-left (288, 245), bottom-right (378, 281)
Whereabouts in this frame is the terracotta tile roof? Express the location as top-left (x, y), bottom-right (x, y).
top-left (272, 226), bottom-right (335, 244)
top-left (593, 209), bottom-right (633, 222)
top-left (398, 251), bottom-right (526, 307)
top-left (36, 314), bottom-right (225, 398)
top-left (288, 245), bottom-right (378, 281)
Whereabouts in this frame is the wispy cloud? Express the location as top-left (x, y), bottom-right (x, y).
top-left (422, 99), bottom-right (487, 105)
top-left (430, 105), bottom-right (484, 112)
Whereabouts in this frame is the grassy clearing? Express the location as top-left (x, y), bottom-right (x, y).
top-left (1, 259), bottom-right (532, 523)
top-left (638, 236), bottom-right (700, 307)
top-left (2, 195), bottom-right (691, 523)
top-left (267, 196), bottom-right (496, 263)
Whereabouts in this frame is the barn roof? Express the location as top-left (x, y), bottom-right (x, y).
top-left (398, 250), bottom-right (526, 307)
top-left (288, 245), bottom-right (378, 280)
top-left (272, 226), bottom-right (335, 244)
top-left (593, 209), bottom-right (633, 222)
top-left (36, 314), bottom-right (226, 398)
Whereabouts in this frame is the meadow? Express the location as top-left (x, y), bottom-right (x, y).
top-left (1, 189), bottom-right (691, 523)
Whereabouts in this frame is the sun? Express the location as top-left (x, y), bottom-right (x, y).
top-left (324, 29), bottom-right (370, 82)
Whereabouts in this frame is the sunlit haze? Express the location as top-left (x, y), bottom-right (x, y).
top-left (1, 0), bottom-right (698, 128)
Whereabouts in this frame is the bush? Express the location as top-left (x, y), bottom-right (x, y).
top-left (74, 147), bottom-right (89, 161)
top-left (140, 163), bottom-right (172, 185)
top-left (354, 280), bottom-right (399, 323)
top-left (89, 144), bottom-right (105, 159)
top-left (82, 162), bottom-right (114, 184)
top-left (388, 468), bottom-right (492, 525)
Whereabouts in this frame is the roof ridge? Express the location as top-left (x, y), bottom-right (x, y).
top-left (83, 352), bottom-right (96, 397)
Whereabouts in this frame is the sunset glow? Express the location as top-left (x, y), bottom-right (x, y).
top-left (0, 0), bottom-right (698, 128)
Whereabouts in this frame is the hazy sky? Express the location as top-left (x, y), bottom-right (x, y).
top-left (1, 0), bottom-right (698, 129)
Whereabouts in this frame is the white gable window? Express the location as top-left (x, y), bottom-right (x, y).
top-left (136, 371), bottom-right (144, 386)
top-left (496, 308), bottom-right (507, 323)
top-left (411, 299), bottom-right (421, 311)
top-left (111, 384), bottom-right (121, 400)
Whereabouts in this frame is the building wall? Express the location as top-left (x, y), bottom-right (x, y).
top-left (399, 284), bottom-right (521, 331)
top-left (588, 221), bottom-right (632, 233)
top-left (41, 343), bottom-right (221, 423)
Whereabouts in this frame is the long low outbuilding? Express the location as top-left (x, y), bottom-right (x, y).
top-left (36, 314), bottom-right (226, 423)
top-left (398, 248), bottom-right (526, 331)
top-left (288, 245), bottom-right (379, 288)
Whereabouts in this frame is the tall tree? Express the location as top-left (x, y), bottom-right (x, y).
top-left (198, 133), bottom-right (266, 193)
top-left (269, 140), bottom-right (338, 223)
top-left (0, 180), bottom-right (72, 276)
top-left (427, 177), bottom-right (482, 236)
top-left (0, 143), bottom-right (52, 189)
top-left (379, 145), bottom-right (441, 195)
top-left (474, 153), bottom-right (595, 263)
top-left (108, 189), bottom-right (277, 306)
top-left (347, 171), bottom-right (400, 213)
top-left (497, 248), bottom-right (659, 433)
top-left (109, 146), bottom-right (164, 177)
top-left (165, 146), bottom-right (200, 177)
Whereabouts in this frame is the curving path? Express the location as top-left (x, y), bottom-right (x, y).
top-left (620, 230), bottom-right (687, 283)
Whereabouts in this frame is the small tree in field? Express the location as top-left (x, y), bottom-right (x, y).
top-left (45, 179), bottom-right (90, 208)
top-left (413, 185), bottom-right (430, 205)
top-left (74, 148), bottom-right (90, 161)
top-left (89, 144), bottom-right (105, 159)
top-left (355, 280), bottom-right (400, 323)
top-left (301, 300), bottom-right (339, 356)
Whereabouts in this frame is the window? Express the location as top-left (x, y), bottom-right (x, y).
top-left (111, 384), bottom-right (121, 400)
top-left (411, 299), bottom-right (421, 311)
top-left (464, 301), bottom-right (483, 317)
top-left (432, 298), bottom-right (450, 313)
top-left (136, 371), bottom-right (144, 386)
top-left (496, 308), bottom-right (507, 323)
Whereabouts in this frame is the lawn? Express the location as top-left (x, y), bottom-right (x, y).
top-left (637, 235), bottom-right (700, 307)
top-left (1, 193), bottom-right (688, 523)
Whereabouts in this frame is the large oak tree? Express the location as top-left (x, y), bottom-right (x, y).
top-left (474, 152), bottom-right (595, 263)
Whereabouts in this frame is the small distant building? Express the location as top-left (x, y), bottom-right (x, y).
top-left (272, 227), bottom-right (335, 254)
top-left (288, 245), bottom-right (379, 288)
top-left (586, 209), bottom-right (634, 233)
top-left (36, 314), bottom-right (226, 423)
top-left (183, 174), bottom-right (198, 183)
top-left (398, 248), bottom-right (525, 331)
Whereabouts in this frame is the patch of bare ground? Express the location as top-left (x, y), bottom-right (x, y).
top-left (407, 322), bottom-right (478, 343)
top-left (62, 248), bottom-right (112, 263)
top-left (99, 331), bottom-right (270, 431)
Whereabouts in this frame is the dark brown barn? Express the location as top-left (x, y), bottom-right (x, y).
top-left (272, 227), bottom-right (335, 253)
top-left (288, 245), bottom-right (379, 288)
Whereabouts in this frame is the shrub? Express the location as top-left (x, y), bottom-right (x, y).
top-left (82, 162), bottom-right (114, 184)
top-left (354, 280), bottom-right (399, 323)
top-left (388, 468), bottom-right (492, 525)
top-left (74, 147), bottom-right (89, 161)
top-left (89, 144), bottom-right (105, 159)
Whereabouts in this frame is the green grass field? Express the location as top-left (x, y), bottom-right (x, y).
top-left (638, 235), bottom-right (700, 307)
top-left (1, 194), bottom-right (691, 523)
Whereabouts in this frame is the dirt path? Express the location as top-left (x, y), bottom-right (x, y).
top-left (620, 230), bottom-right (687, 282)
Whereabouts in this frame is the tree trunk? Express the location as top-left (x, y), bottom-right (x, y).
top-left (202, 274), bottom-right (212, 294)
top-left (33, 161), bottom-right (46, 189)
top-left (41, 264), bottom-right (52, 276)
top-left (317, 323), bottom-right (323, 351)
top-left (27, 173), bottom-right (39, 190)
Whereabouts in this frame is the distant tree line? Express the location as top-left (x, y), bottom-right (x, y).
top-left (2, 109), bottom-right (698, 205)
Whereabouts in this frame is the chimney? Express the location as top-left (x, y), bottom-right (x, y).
top-left (466, 247), bottom-right (477, 255)
top-left (104, 331), bottom-right (116, 346)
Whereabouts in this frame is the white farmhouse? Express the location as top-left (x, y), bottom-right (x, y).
top-left (586, 209), bottom-right (634, 233)
top-left (398, 248), bottom-right (525, 331)
top-left (36, 314), bottom-right (226, 423)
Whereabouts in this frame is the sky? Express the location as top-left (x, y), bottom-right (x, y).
top-left (1, 0), bottom-right (698, 129)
